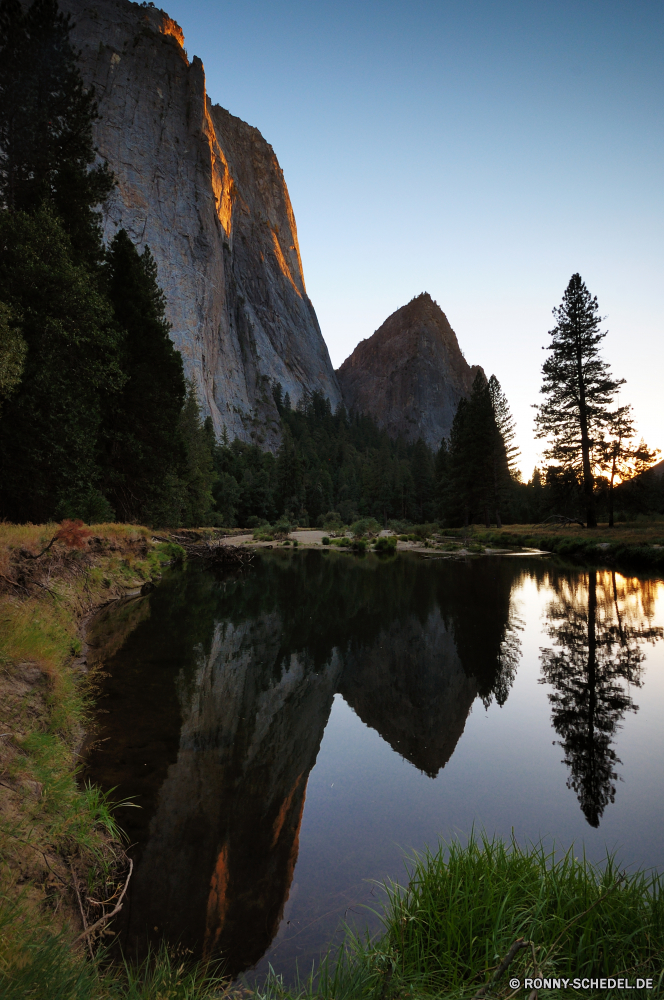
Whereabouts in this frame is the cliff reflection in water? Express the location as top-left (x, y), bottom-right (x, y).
top-left (85, 551), bottom-right (522, 973)
top-left (540, 570), bottom-right (663, 827)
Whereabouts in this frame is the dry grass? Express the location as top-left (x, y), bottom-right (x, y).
top-left (0, 522), bottom-right (181, 980)
top-left (476, 521), bottom-right (664, 546)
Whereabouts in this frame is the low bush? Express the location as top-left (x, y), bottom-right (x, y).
top-left (374, 536), bottom-right (397, 552)
top-left (387, 519), bottom-right (413, 534)
top-left (410, 522), bottom-right (439, 539)
top-left (350, 518), bottom-right (382, 539)
top-left (245, 515), bottom-right (269, 529)
top-left (321, 537), bottom-right (330, 545)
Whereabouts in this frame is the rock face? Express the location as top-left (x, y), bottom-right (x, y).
top-left (60, 0), bottom-right (341, 447)
top-left (336, 293), bottom-right (483, 449)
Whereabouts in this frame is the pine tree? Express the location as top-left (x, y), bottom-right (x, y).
top-left (0, 0), bottom-right (113, 264)
top-left (0, 207), bottom-right (123, 522)
top-left (0, 301), bottom-right (26, 408)
top-left (598, 406), bottom-right (659, 527)
top-left (102, 229), bottom-right (186, 522)
top-left (175, 385), bottom-right (217, 527)
top-left (445, 373), bottom-right (503, 527)
top-left (535, 274), bottom-right (624, 528)
top-left (488, 375), bottom-right (519, 477)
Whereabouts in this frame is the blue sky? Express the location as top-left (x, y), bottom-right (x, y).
top-left (164, 0), bottom-right (663, 476)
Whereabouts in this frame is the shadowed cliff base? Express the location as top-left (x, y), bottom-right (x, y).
top-left (336, 293), bottom-right (483, 450)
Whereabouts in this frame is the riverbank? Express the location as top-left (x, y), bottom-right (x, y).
top-left (0, 522), bottom-right (191, 995)
top-left (2, 524), bottom-right (663, 999)
top-left (188, 521), bottom-right (664, 568)
top-left (465, 522), bottom-right (664, 571)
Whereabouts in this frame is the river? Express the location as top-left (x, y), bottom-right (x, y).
top-left (83, 549), bottom-right (664, 981)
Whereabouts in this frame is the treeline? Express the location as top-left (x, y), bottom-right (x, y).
top-left (211, 378), bottom-right (522, 529)
top-left (0, 0), bottom-right (215, 526)
top-left (1, 2), bottom-right (660, 531)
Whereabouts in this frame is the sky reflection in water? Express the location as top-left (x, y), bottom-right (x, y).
top-left (84, 551), bottom-right (664, 981)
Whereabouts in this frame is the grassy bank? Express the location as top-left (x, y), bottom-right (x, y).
top-left (2, 526), bottom-right (662, 998)
top-left (259, 835), bottom-right (664, 1000)
top-left (450, 522), bottom-right (664, 571)
top-left (0, 521), bottom-right (197, 996)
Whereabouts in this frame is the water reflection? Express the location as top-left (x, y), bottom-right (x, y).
top-left (83, 553), bottom-right (661, 976)
top-left (540, 570), bottom-right (663, 827)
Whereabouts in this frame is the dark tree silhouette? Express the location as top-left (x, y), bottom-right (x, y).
top-left (0, 0), bottom-right (114, 264)
top-left (535, 274), bottom-right (624, 528)
top-left (540, 570), bottom-right (662, 826)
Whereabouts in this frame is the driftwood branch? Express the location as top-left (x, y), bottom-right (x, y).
top-left (73, 859), bottom-right (133, 943)
top-left (473, 937), bottom-right (529, 999)
top-left (20, 536), bottom-right (58, 560)
top-left (534, 515), bottom-right (585, 530)
top-left (0, 573), bottom-right (28, 592)
top-left (70, 863), bottom-right (93, 959)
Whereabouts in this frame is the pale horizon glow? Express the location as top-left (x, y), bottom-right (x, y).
top-left (163, 0), bottom-right (664, 478)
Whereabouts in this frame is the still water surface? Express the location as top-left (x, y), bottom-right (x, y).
top-left (84, 551), bottom-right (664, 980)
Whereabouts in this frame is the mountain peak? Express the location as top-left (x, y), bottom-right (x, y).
top-left (336, 296), bottom-right (482, 449)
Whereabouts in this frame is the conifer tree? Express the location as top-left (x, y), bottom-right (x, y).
top-left (0, 301), bottom-right (26, 408)
top-left (103, 229), bottom-right (186, 522)
top-left (598, 406), bottom-right (659, 527)
top-left (487, 375), bottom-right (516, 527)
top-left (0, 207), bottom-right (123, 522)
top-left (0, 0), bottom-right (113, 264)
top-left (444, 373), bottom-right (501, 526)
top-left (175, 386), bottom-right (217, 527)
top-left (535, 274), bottom-right (624, 528)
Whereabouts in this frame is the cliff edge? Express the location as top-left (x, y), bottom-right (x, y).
top-left (59, 0), bottom-right (341, 447)
top-left (337, 293), bottom-right (482, 449)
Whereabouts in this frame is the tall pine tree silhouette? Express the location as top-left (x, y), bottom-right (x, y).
top-left (535, 274), bottom-right (623, 528)
top-left (102, 230), bottom-right (186, 523)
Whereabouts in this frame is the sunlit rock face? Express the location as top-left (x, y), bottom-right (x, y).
top-left (336, 293), bottom-right (483, 449)
top-left (60, 0), bottom-right (341, 447)
top-left (339, 609), bottom-right (477, 777)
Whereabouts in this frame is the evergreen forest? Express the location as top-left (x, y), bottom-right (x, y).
top-left (0, 0), bottom-right (661, 531)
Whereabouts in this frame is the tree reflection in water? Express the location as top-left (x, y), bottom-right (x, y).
top-left (540, 571), bottom-right (663, 827)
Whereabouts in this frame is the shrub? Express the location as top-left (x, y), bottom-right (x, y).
top-left (350, 517), bottom-right (381, 539)
top-left (387, 519), bottom-right (413, 534)
top-left (245, 515), bottom-right (268, 529)
top-left (321, 536), bottom-right (330, 545)
top-left (374, 536), bottom-right (397, 552)
top-left (411, 522), bottom-right (439, 539)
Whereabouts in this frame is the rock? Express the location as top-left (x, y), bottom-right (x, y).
top-left (60, 0), bottom-right (341, 448)
top-left (336, 293), bottom-right (483, 449)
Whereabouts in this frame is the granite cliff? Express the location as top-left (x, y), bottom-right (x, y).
top-left (336, 293), bottom-right (483, 449)
top-left (59, 0), bottom-right (341, 447)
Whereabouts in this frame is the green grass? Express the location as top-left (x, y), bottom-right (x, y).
top-left (382, 834), bottom-right (663, 994)
top-left (256, 834), bottom-right (664, 1000)
top-left (0, 908), bottom-right (234, 1000)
